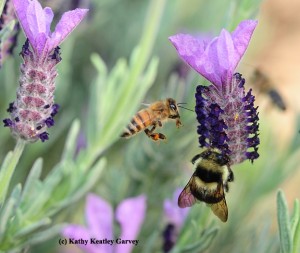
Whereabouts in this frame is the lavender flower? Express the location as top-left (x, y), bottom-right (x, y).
top-left (169, 20), bottom-right (259, 165)
top-left (162, 189), bottom-right (189, 252)
top-left (2, 0), bottom-right (88, 142)
top-left (0, 0), bottom-right (20, 68)
top-left (62, 194), bottom-right (146, 253)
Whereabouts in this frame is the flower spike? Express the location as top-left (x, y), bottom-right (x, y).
top-left (3, 0), bottom-right (88, 143)
top-left (170, 20), bottom-right (259, 165)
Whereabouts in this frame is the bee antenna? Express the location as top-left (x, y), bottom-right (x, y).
top-left (177, 102), bottom-right (187, 105)
top-left (178, 105), bottom-right (194, 112)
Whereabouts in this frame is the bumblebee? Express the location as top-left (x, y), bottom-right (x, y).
top-left (178, 150), bottom-right (234, 222)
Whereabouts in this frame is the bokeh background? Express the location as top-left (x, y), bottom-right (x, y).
top-left (0, 0), bottom-right (299, 252)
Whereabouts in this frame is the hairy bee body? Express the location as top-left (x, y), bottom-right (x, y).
top-left (121, 98), bottom-right (182, 141)
top-left (178, 150), bottom-right (233, 222)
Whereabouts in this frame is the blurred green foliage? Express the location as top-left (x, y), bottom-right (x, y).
top-left (1, 0), bottom-right (300, 253)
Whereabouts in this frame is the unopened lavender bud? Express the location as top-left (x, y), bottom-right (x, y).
top-left (3, 0), bottom-right (88, 143)
top-left (170, 20), bottom-right (259, 165)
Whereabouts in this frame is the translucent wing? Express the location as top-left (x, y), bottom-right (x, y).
top-left (178, 177), bottom-right (197, 208)
top-left (209, 184), bottom-right (228, 222)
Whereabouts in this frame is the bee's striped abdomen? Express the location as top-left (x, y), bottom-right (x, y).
top-left (121, 109), bottom-right (152, 138)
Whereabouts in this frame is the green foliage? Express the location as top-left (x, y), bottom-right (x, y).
top-left (277, 190), bottom-right (300, 253)
top-left (0, 121), bottom-right (106, 252)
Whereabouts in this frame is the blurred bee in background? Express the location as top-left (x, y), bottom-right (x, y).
top-left (121, 98), bottom-right (186, 141)
top-left (178, 149), bottom-right (234, 222)
top-left (251, 69), bottom-right (287, 111)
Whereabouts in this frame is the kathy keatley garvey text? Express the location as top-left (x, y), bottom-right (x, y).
top-left (61, 238), bottom-right (139, 246)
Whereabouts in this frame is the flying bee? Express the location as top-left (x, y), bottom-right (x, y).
top-left (178, 150), bottom-right (234, 222)
top-left (121, 98), bottom-right (185, 141)
top-left (251, 69), bottom-right (286, 111)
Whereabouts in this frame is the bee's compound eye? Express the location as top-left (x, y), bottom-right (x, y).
top-left (170, 103), bottom-right (177, 111)
top-left (216, 154), bottom-right (228, 165)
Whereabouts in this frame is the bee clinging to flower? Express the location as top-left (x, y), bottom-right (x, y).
top-left (178, 149), bottom-right (233, 222)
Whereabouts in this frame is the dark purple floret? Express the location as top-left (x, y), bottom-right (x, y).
top-left (3, 118), bottom-right (13, 127)
top-left (7, 102), bottom-right (16, 113)
top-left (45, 117), bottom-right (55, 128)
top-left (39, 132), bottom-right (49, 142)
top-left (162, 224), bottom-right (176, 253)
top-left (195, 88), bottom-right (230, 156)
top-left (51, 46), bottom-right (62, 63)
top-left (195, 73), bottom-right (259, 164)
top-left (51, 104), bottom-right (60, 117)
top-left (20, 38), bottom-right (30, 57)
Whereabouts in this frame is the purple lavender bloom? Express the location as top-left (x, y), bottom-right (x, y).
top-left (2, 0), bottom-right (88, 142)
top-left (169, 20), bottom-right (259, 165)
top-left (62, 194), bottom-right (147, 253)
top-left (162, 189), bottom-right (189, 252)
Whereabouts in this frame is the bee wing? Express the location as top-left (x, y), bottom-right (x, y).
top-left (209, 185), bottom-right (228, 222)
top-left (178, 177), bottom-right (197, 208)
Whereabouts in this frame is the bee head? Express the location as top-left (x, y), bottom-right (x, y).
top-left (167, 98), bottom-right (180, 119)
top-left (200, 150), bottom-right (230, 166)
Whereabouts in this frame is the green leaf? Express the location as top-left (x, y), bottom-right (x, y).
top-left (181, 227), bottom-right (218, 253)
top-left (46, 158), bottom-right (106, 216)
top-left (141, 231), bottom-right (159, 253)
top-left (291, 200), bottom-right (299, 238)
top-left (21, 158), bottom-right (43, 203)
top-left (0, 140), bottom-right (26, 205)
top-left (277, 190), bottom-right (292, 253)
top-left (0, 184), bottom-right (22, 239)
top-left (15, 218), bottom-right (51, 238)
top-left (61, 119), bottom-right (80, 161)
top-left (291, 200), bottom-right (300, 253)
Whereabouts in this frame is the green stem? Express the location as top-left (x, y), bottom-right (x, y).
top-left (0, 139), bottom-right (26, 205)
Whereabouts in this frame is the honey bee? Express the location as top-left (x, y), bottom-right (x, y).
top-left (251, 69), bottom-right (286, 111)
top-left (178, 150), bottom-right (234, 222)
top-left (121, 98), bottom-right (182, 141)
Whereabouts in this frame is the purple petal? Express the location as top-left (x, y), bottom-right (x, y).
top-left (231, 20), bottom-right (258, 58)
top-left (62, 225), bottom-right (102, 253)
top-left (44, 7), bottom-right (54, 36)
top-left (26, 0), bottom-right (47, 36)
top-left (12, 0), bottom-right (34, 45)
top-left (35, 33), bottom-right (47, 55)
top-left (115, 195), bottom-right (147, 253)
top-left (164, 189), bottom-right (189, 228)
top-left (169, 20), bottom-right (257, 87)
top-left (85, 194), bottom-right (113, 240)
top-left (48, 8), bottom-right (88, 51)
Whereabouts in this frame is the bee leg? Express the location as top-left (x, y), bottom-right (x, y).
top-left (175, 118), bottom-right (182, 128)
top-left (227, 165), bottom-right (234, 182)
top-left (144, 123), bottom-right (166, 141)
